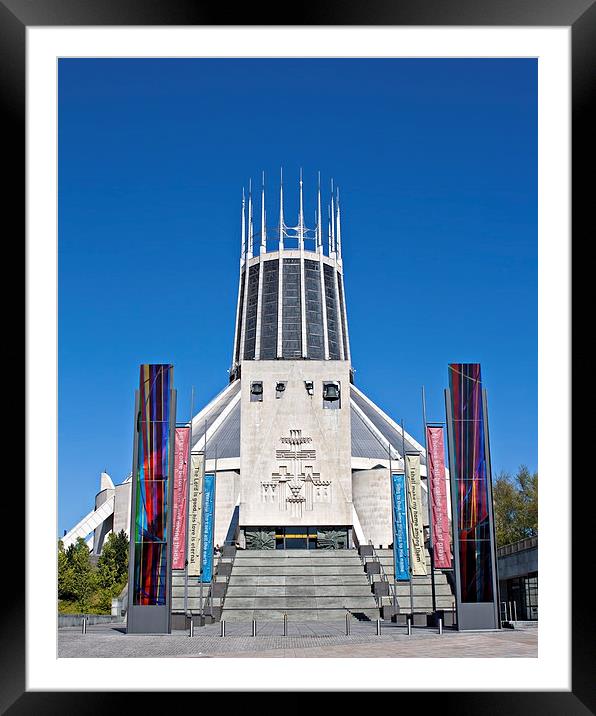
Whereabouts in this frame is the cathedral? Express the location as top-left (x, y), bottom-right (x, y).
top-left (63, 173), bottom-right (467, 630)
top-left (65, 173), bottom-right (431, 555)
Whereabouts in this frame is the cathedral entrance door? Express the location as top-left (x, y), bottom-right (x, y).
top-left (284, 531), bottom-right (308, 549)
top-left (275, 527), bottom-right (318, 549)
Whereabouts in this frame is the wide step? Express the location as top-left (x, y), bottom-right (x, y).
top-left (221, 549), bottom-right (378, 621)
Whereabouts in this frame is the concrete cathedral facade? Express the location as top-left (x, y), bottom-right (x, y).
top-left (63, 173), bottom-right (434, 560)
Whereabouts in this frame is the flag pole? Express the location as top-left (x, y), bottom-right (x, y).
top-left (199, 415), bottom-right (208, 621)
top-left (183, 386), bottom-right (194, 618)
top-left (211, 441), bottom-right (218, 619)
top-left (422, 386), bottom-right (437, 615)
top-left (402, 419), bottom-right (414, 620)
top-left (388, 440), bottom-right (397, 616)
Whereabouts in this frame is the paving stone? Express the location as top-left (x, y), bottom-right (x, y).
top-left (58, 621), bottom-right (538, 659)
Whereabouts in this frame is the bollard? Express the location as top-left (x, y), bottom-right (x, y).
top-left (345, 612), bottom-right (350, 636)
top-left (407, 617), bottom-right (412, 636)
top-left (220, 620), bottom-right (226, 637)
top-left (438, 618), bottom-right (443, 635)
top-left (189, 618), bottom-right (194, 638)
top-left (252, 619), bottom-right (257, 637)
top-left (283, 613), bottom-right (287, 637)
top-left (376, 619), bottom-right (381, 636)
top-left (81, 616), bottom-right (87, 635)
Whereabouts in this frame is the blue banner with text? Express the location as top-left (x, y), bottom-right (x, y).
top-left (392, 473), bottom-right (410, 581)
top-left (200, 473), bottom-right (216, 582)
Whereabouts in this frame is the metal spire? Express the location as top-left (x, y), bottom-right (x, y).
top-left (327, 204), bottom-right (332, 256)
top-left (261, 171), bottom-right (267, 254)
top-left (330, 178), bottom-right (336, 256)
top-left (298, 168), bottom-right (304, 250)
top-left (336, 187), bottom-right (342, 259)
top-left (247, 178), bottom-right (253, 259)
top-left (279, 167), bottom-right (284, 251)
top-left (317, 171), bottom-right (322, 253)
top-left (241, 187), bottom-right (246, 262)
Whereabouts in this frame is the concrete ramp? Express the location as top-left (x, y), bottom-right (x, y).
top-left (61, 497), bottom-right (115, 549)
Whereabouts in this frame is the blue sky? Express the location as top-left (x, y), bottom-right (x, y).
top-left (58, 58), bottom-right (537, 535)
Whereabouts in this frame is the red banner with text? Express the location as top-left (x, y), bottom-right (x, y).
top-left (426, 426), bottom-right (452, 569)
top-left (171, 426), bottom-right (191, 570)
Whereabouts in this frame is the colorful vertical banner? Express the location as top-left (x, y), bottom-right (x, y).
top-left (391, 473), bottom-right (410, 581)
top-left (200, 473), bottom-right (216, 583)
top-left (405, 453), bottom-right (427, 576)
top-left (426, 426), bottom-right (452, 569)
top-left (132, 364), bottom-right (173, 606)
top-left (448, 363), bottom-right (494, 602)
top-left (187, 453), bottom-right (204, 577)
top-left (171, 426), bottom-right (190, 570)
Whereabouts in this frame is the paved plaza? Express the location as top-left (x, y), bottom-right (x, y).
top-left (58, 620), bottom-right (537, 658)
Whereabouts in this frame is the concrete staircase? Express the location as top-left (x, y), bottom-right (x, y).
top-left (370, 549), bottom-right (456, 618)
top-left (171, 570), bottom-right (224, 619)
top-left (171, 548), bottom-right (236, 623)
top-left (221, 549), bottom-right (379, 621)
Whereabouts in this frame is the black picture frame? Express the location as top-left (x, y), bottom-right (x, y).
top-left (7, 0), bottom-right (589, 710)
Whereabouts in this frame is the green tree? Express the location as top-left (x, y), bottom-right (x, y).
top-left (516, 465), bottom-right (538, 536)
top-left (58, 531), bottom-right (129, 614)
top-left (66, 537), bottom-right (96, 612)
top-left (96, 530), bottom-right (129, 595)
top-left (493, 465), bottom-right (538, 547)
top-left (57, 539), bottom-right (74, 600)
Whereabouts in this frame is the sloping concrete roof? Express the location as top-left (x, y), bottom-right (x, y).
top-left (190, 380), bottom-right (241, 454)
top-left (350, 385), bottom-right (426, 464)
top-left (205, 401), bottom-right (241, 460)
top-left (350, 404), bottom-right (390, 459)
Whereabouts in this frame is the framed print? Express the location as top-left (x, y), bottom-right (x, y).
top-left (7, 0), bottom-right (590, 709)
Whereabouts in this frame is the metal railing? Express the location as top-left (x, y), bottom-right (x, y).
top-left (210, 546), bottom-right (237, 619)
top-left (497, 535), bottom-right (538, 558)
top-left (366, 540), bottom-right (398, 611)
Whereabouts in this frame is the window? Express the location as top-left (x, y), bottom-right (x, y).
top-left (243, 264), bottom-right (260, 359)
top-left (282, 258), bottom-right (302, 358)
top-left (323, 264), bottom-right (340, 359)
top-left (305, 259), bottom-right (324, 359)
top-left (260, 259), bottom-right (279, 359)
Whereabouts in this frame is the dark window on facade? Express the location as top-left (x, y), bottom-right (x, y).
top-left (282, 258), bottom-right (302, 358)
top-left (304, 259), bottom-right (325, 359)
top-left (234, 269), bottom-right (246, 364)
top-left (260, 259), bottom-right (279, 359)
top-left (243, 264), bottom-right (260, 359)
top-left (337, 272), bottom-right (349, 359)
top-left (503, 574), bottom-right (538, 621)
top-left (323, 263), bottom-right (340, 359)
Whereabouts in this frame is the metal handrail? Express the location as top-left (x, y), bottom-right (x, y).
top-left (210, 547), bottom-right (237, 617)
top-left (368, 540), bottom-right (397, 609)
